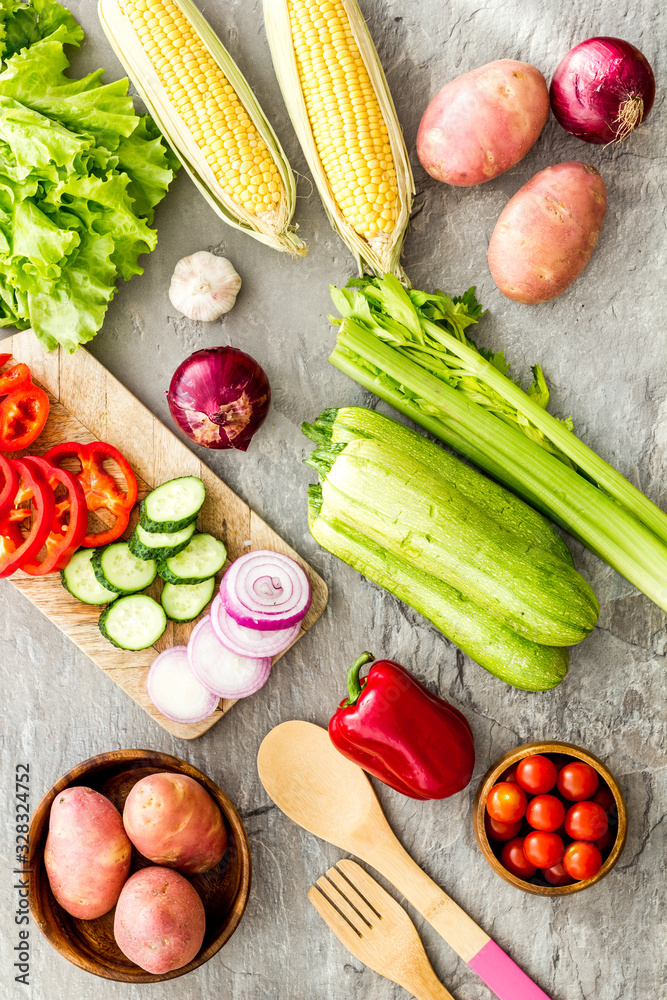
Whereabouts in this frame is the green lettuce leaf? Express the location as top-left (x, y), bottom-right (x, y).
top-left (0, 0), bottom-right (177, 352)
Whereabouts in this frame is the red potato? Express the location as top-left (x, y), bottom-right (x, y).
top-left (114, 867), bottom-right (205, 974)
top-left (123, 773), bottom-right (227, 874)
top-left (417, 60), bottom-right (550, 186)
top-left (488, 161), bottom-right (607, 303)
top-left (44, 786), bottom-right (131, 919)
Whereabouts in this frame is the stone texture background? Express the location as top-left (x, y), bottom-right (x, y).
top-left (1, 0), bottom-right (665, 998)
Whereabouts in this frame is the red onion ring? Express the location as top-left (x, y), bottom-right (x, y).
top-left (147, 645), bottom-right (219, 724)
top-left (220, 549), bottom-right (311, 630)
top-left (210, 592), bottom-right (301, 658)
top-left (187, 616), bottom-right (272, 698)
top-left (550, 37), bottom-right (656, 145)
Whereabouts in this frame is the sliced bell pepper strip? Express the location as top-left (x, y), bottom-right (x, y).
top-left (0, 458), bottom-right (56, 578)
top-left (0, 362), bottom-right (50, 451)
top-left (19, 457), bottom-right (88, 576)
top-left (42, 441), bottom-right (138, 547)
top-left (0, 454), bottom-right (19, 519)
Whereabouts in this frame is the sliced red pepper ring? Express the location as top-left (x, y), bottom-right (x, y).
top-left (42, 441), bottom-right (138, 547)
top-left (0, 458), bottom-right (56, 578)
top-left (0, 362), bottom-right (50, 452)
top-left (0, 454), bottom-right (19, 518)
top-left (19, 457), bottom-right (88, 576)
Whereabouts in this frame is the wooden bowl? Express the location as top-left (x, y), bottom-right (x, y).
top-left (29, 750), bottom-right (252, 982)
top-left (473, 741), bottom-right (627, 896)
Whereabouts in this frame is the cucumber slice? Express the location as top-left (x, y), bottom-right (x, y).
top-left (160, 577), bottom-right (216, 623)
top-left (99, 595), bottom-right (167, 650)
top-left (159, 533), bottom-right (227, 585)
top-left (141, 477), bottom-right (206, 533)
top-left (129, 521), bottom-right (196, 561)
top-left (61, 549), bottom-right (119, 606)
top-left (92, 543), bottom-right (157, 595)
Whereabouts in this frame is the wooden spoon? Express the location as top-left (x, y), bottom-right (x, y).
top-left (258, 721), bottom-right (552, 1000)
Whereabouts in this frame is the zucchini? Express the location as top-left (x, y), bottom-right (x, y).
top-left (159, 533), bottom-right (226, 585)
top-left (140, 477), bottom-right (205, 533)
top-left (92, 543), bottom-right (157, 595)
top-left (99, 595), bottom-right (167, 650)
top-left (303, 406), bottom-right (574, 566)
top-left (309, 510), bottom-right (568, 691)
top-left (61, 549), bottom-right (119, 606)
top-left (129, 521), bottom-right (196, 561)
top-left (160, 577), bottom-right (216, 622)
top-left (319, 437), bottom-right (598, 647)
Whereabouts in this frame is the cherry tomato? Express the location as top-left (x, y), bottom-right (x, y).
top-left (500, 838), bottom-right (537, 880)
top-left (541, 862), bottom-right (575, 887)
top-left (485, 813), bottom-right (523, 842)
top-left (516, 754), bottom-right (557, 795)
top-left (523, 831), bottom-right (564, 869)
top-left (501, 764), bottom-right (518, 783)
top-left (526, 794), bottom-right (566, 832)
top-left (486, 781), bottom-right (527, 824)
top-left (563, 840), bottom-right (602, 881)
top-left (592, 785), bottom-right (617, 817)
top-left (595, 827), bottom-right (617, 854)
top-left (565, 801), bottom-right (608, 841)
top-left (557, 761), bottom-right (599, 801)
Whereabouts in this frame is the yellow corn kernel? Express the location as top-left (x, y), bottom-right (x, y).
top-left (120, 0), bottom-right (283, 218)
top-left (287, 0), bottom-right (398, 241)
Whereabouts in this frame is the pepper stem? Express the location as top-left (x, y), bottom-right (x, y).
top-left (344, 652), bottom-right (375, 706)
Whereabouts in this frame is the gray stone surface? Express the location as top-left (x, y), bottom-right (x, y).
top-left (0, 0), bottom-right (665, 998)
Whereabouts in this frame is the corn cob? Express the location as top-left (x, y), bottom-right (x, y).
top-left (264, 0), bottom-right (414, 280)
top-left (99, 0), bottom-right (305, 255)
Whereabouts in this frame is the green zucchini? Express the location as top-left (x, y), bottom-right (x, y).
top-left (309, 508), bottom-right (568, 691)
top-left (99, 595), bottom-right (167, 650)
top-left (129, 521), bottom-right (196, 561)
top-left (61, 549), bottom-right (118, 605)
top-left (158, 533), bottom-right (226, 585)
top-left (319, 437), bottom-right (598, 646)
top-left (303, 406), bottom-right (574, 565)
top-left (92, 543), bottom-right (157, 595)
top-left (160, 577), bottom-right (216, 622)
top-left (140, 477), bottom-right (205, 533)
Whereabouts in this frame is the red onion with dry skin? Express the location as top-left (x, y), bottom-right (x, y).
top-left (167, 346), bottom-right (271, 451)
top-left (550, 37), bottom-right (655, 145)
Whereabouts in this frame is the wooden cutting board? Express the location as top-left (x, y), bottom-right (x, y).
top-left (0, 330), bottom-right (328, 739)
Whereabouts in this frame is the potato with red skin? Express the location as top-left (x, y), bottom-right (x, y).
top-left (417, 60), bottom-right (550, 186)
top-left (488, 161), bottom-right (607, 303)
top-left (114, 867), bottom-right (205, 974)
top-left (44, 786), bottom-right (131, 919)
top-left (123, 773), bottom-right (227, 874)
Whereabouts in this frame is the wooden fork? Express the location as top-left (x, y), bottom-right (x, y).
top-left (308, 859), bottom-right (454, 1000)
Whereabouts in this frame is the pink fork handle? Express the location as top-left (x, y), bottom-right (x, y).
top-left (468, 940), bottom-right (553, 1000)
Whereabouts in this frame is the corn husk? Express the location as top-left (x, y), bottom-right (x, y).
top-left (98, 0), bottom-right (306, 255)
top-left (264, 0), bottom-right (414, 281)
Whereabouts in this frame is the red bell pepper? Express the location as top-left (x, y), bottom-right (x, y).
top-left (42, 441), bottom-right (138, 547)
top-left (0, 360), bottom-right (50, 451)
top-left (0, 458), bottom-right (56, 578)
top-left (328, 652), bottom-right (475, 800)
top-left (19, 457), bottom-right (88, 575)
top-left (0, 454), bottom-right (19, 518)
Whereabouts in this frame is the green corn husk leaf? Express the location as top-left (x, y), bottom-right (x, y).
top-left (264, 0), bottom-right (414, 281)
top-left (98, 0), bottom-right (305, 255)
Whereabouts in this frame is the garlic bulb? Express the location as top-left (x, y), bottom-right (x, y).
top-left (169, 251), bottom-right (241, 322)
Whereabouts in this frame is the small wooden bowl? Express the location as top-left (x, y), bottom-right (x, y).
top-left (29, 750), bottom-right (252, 982)
top-left (473, 741), bottom-right (627, 896)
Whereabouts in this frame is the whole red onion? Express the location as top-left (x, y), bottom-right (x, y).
top-left (167, 346), bottom-right (271, 451)
top-left (550, 37), bottom-right (655, 144)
